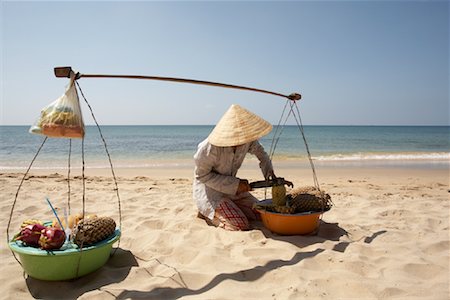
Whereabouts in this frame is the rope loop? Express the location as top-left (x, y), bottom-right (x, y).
top-left (270, 100), bottom-right (320, 191)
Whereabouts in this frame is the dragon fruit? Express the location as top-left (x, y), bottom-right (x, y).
top-left (39, 227), bottom-right (66, 250)
top-left (14, 223), bottom-right (47, 247)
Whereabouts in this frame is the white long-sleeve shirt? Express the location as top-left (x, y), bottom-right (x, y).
top-left (193, 138), bottom-right (273, 220)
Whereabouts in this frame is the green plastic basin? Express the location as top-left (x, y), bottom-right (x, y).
top-left (9, 229), bottom-right (120, 281)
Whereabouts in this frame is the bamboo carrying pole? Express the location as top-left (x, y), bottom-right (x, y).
top-left (54, 66), bottom-right (301, 101)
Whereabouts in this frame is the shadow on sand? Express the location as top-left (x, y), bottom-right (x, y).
top-left (115, 248), bottom-right (325, 300)
top-left (257, 220), bottom-right (349, 249)
top-left (114, 221), bottom-right (348, 299)
top-left (25, 222), bottom-right (386, 299)
top-left (25, 248), bottom-right (137, 300)
top-left (257, 220), bottom-right (387, 253)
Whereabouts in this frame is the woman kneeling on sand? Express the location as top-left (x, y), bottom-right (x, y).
top-left (193, 104), bottom-right (276, 231)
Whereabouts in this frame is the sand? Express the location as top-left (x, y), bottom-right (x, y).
top-left (1, 162), bottom-right (449, 299)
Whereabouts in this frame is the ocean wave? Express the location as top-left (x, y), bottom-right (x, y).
top-left (0, 161), bottom-right (194, 171)
top-left (2, 152), bottom-right (449, 170)
top-left (313, 152), bottom-right (450, 161)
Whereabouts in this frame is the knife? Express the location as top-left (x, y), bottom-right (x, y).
top-left (249, 177), bottom-right (293, 189)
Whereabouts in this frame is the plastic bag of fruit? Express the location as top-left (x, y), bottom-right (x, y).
top-left (29, 74), bottom-right (84, 138)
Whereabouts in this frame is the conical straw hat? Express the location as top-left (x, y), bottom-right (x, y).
top-left (208, 104), bottom-right (272, 147)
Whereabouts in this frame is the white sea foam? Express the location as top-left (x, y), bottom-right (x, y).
top-left (313, 152), bottom-right (450, 161)
top-left (2, 152), bottom-right (449, 171)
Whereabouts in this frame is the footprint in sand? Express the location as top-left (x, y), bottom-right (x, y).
top-left (402, 263), bottom-right (446, 280)
top-left (422, 240), bottom-right (450, 255)
top-left (380, 287), bottom-right (406, 298)
top-left (140, 219), bottom-right (165, 230)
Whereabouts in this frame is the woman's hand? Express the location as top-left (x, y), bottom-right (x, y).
top-left (236, 179), bottom-right (251, 194)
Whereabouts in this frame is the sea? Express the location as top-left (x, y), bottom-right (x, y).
top-left (0, 125), bottom-right (449, 171)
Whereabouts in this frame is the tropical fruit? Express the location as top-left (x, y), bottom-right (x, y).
top-left (272, 184), bottom-right (287, 206)
top-left (52, 213), bottom-right (97, 230)
top-left (287, 186), bottom-right (332, 213)
top-left (20, 219), bottom-right (44, 228)
top-left (52, 213), bottom-right (82, 230)
top-left (39, 227), bottom-right (66, 250)
top-left (72, 217), bottom-right (116, 246)
top-left (14, 223), bottom-right (47, 247)
top-left (14, 221), bottom-right (66, 250)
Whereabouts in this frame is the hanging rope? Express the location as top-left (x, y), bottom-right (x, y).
top-left (81, 138), bottom-right (86, 218)
top-left (75, 137), bottom-right (87, 278)
top-left (268, 100), bottom-right (320, 191)
top-left (268, 100), bottom-right (289, 160)
top-left (269, 100), bottom-right (298, 161)
top-left (266, 101), bottom-right (328, 227)
top-left (6, 136), bottom-right (48, 265)
top-left (73, 81), bottom-right (123, 276)
top-left (290, 101), bottom-right (320, 190)
top-left (75, 81), bottom-right (122, 252)
top-left (67, 139), bottom-right (72, 214)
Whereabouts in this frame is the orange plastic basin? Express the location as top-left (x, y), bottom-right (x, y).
top-left (256, 200), bottom-right (324, 235)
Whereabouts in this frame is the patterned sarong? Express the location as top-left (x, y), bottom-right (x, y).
top-left (210, 194), bottom-right (260, 231)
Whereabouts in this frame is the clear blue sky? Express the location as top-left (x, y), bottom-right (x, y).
top-left (1, 1), bottom-right (449, 125)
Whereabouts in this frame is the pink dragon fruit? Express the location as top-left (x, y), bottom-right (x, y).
top-left (14, 223), bottom-right (47, 247)
top-left (39, 227), bottom-right (66, 250)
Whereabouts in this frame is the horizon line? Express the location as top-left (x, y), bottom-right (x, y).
top-left (1, 124), bottom-right (449, 127)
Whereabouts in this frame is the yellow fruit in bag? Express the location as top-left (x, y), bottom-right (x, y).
top-left (30, 75), bottom-right (85, 139)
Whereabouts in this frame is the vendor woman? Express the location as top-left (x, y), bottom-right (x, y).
top-left (193, 104), bottom-right (276, 231)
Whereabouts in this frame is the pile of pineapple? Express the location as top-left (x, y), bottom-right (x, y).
top-left (72, 216), bottom-right (116, 246)
top-left (255, 185), bottom-right (333, 214)
top-left (53, 214), bottom-right (116, 247)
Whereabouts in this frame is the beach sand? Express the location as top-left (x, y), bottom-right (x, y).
top-left (1, 163), bottom-right (449, 299)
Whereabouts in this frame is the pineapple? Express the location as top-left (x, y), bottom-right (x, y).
top-left (287, 186), bottom-right (332, 213)
top-left (72, 216), bottom-right (116, 246)
top-left (271, 184), bottom-right (287, 206)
